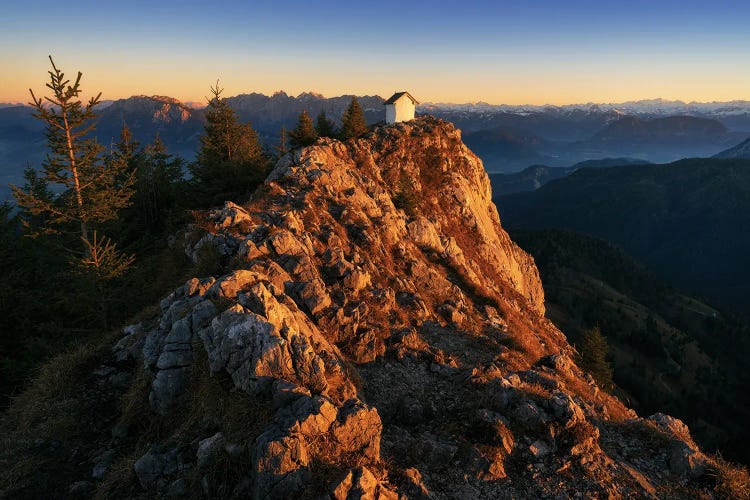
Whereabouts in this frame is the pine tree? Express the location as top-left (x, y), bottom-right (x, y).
top-left (190, 81), bottom-right (268, 205)
top-left (315, 110), bottom-right (337, 138)
top-left (340, 97), bottom-right (369, 140)
top-left (12, 56), bottom-right (135, 250)
top-left (11, 57), bottom-right (136, 328)
top-left (578, 326), bottom-right (614, 390)
top-left (288, 110), bottom-right (318, 148)
top-left (124, 132), bottom-right (184, 234)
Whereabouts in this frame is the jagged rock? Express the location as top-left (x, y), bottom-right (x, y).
top-left (166, 478), bottom-right (188, 497)
top-left (530, 440), bottom-right (552, 458)
top-left (252, 429), bottom-right (311, 499)
top-left (134, 448), bottom-right (179, 489)
top-left (437, 302), bottom-right (465, 325)
top-left (408, 217), bottom-right (444, 252)
top-left (68, 481), bottom-right (94, 496)
top-left (648, 413), bottom-right (707, 479)
top-left (330, 467), bottom-right (398, 500)
top-left (85, 117), bottom-right (724, 499)
top-left (669, 444), bottom-right (707, 479)
top-left (343, 268), bottom-right (371, 294)
top-left (188, 232), bottom-right (238, 263)
top-left (331, 399), bottom-right (382, 461)
top-left (92, 449), bottom-right (117, 480)
top-left (197, 432), bottom-right (227, 468)
top-left (185, 277), bottom-right (216, 297)
top-left (648, 413), bottom-right (693, 443)
top-left (207, 269), bottom-right (265, 299)
top-left (568, 422), bottom-right (601, 456)
top-left (547, 391), bottom-right (585, 429)
top-left (465, 445), bottom-right (508, 480)
top-left (512, 400), bottom-right (548, 432)
top-left (285, 278), bottom-right (331, 315)
top-left (268, 230), bottom-right (309, 258)
top-left (150, 367), bottom-right (190, 415)
top-left (200, 303), bottom-right (329, 395)
top-left (208, 201), bottom-right (252, 229)
top-left (345, 328), bottom-right (386, 363)
top-left (539, 353), bottom-right (574, 373)
top-left (473, 409), bottom-right (514, 453)
top-left (402, 467), bottom-right (430, 499)
top-left (281, 395), bottom-right (338, 438)
top-left (272, 379), bottom-right (312, 409)
top-left (191, 299), bottom-right (217, 332)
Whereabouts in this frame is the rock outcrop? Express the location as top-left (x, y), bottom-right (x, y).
top-left (99, 117), bottom-right (726, 498)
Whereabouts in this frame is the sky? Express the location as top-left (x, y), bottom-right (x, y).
top-left (1, 0), bottom-right (749, 105)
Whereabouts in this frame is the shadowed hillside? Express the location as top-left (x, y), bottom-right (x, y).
top-left (497, 158), bottom-right (750, 310)
top-left (511, 229), bottom-right (750, 464)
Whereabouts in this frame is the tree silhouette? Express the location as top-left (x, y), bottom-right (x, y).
top-left (315, 110), bottom-right (337, 138)
top-left (12, 56), bottom-right (134, 251)
top-left (289, 110), bottom-right (318, 148)
top-left (190, 81), bottom-right (268, 205)
top-left (340, 97), bottom-right (368, 140)
top-left (578, 325), bottom-right (614, 390)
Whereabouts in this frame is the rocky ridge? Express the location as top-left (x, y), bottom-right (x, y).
top-left (21, 116), bottom-right (731, 498)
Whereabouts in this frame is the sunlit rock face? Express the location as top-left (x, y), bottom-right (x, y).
top-left (113, 116), bottom-right (715, 498)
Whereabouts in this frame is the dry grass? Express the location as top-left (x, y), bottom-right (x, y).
top-left (708, 453), bottom-right (750, 499)
top-left (176, 344), bottom-right (272, 443)
top-left (93, 452), bottom-right (139, 500)
top-left (0, 333), bottom-right (114, 439)
top-left (0, 333), bottom-right (116, 497)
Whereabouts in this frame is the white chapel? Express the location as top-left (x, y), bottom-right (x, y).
top-left (384, 91), bottom-right (419, 124)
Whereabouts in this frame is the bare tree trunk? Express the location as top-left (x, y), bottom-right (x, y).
top-left (62, 108), bottom-right (88, 249)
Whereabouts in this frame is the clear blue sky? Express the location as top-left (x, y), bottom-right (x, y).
top-left (1, 0), bottom-right (749, 104)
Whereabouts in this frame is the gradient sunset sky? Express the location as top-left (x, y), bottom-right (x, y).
top-left (1, 0), bottom-right (749, 105)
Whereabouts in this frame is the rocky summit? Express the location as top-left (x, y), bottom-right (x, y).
top-left (2, 117), bottom-right (735, 499)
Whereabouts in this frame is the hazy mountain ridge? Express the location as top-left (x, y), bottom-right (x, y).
top-left (448, 114), bottom-right (743, 171)
top-left (496, 157), bottom-right (750, 309)
top-left (2, 93), bottom-right (750, 199)
top-left (489, 158), bottom-right (651, 197)
top-left (422, 98), bottom-right (750, 123)
top-left (714, 137), bottom-right (750, 159)
top-left (225, 92), bottom-right (385, 136)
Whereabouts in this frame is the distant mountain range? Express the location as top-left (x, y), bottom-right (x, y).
top-left (496, 157), bottom-right (750, 310)
top-left (3, 93), bottom-right (750, 200)
top-left (0, 94), bottom-right (386, 200)
top-left (422, 98), bottom-right (750, 132)
top-left (460, 115), bottom-right (745, 172)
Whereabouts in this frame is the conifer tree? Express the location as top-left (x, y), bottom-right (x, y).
top-left (339, 97), bottom-right (369, 140)
top-left (11, 57), bottom-right (136, 328)
top-left (315, 110), bottom-right (337, 138)
top-left (191, 81), bottom-right (268, 205)
top-left (578, 326), bottom-right (614, 390)
top-left (123, 132), bottom-right (184, 234)
top-left (12, 56), bottom-right (135, 251)
top-left (288, 110), bottom-right (318, 148)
